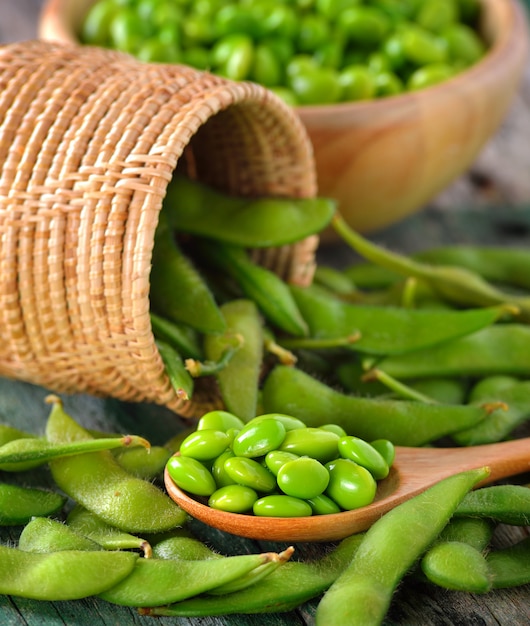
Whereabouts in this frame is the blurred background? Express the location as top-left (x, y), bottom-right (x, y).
top-left (2, 0), bottom-right (530, 231)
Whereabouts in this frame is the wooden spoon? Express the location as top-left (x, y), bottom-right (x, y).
top-left (164, 438), bottom-right (530, 543)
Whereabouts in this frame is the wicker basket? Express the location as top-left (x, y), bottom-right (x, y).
top-left (0, 40), bottom-right (318, 418)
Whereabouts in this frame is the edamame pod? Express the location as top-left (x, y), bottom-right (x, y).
top-left (163, 175), bottom-right (335, 247)
top-left (0, 423), bottom-right (34, 446)
top-left (67, 505), bottom-right (153, 555)
top-left (141, 533), bottom-right (365, 616)
top-left (0, 433), bottom-right (150, 472)
top-left (18, 517), bottom-right (103, 553)
top-left (487, 536), bottom-right (530, 588)
top-left (99, 551), bottom-right (281, 606)
top-left (0, 483), bottom-right (66, 526)
top-left (378, 325), bottom-right (530, 379)
top-left (289, 283), bottom-right (503, 355)
top-left (262, 366), bottom-right (489, 446)
top-left (203, 299), bottom-right (264, 420)
top-left (455, 485), bottom-right (530, 525)
top-left (150, 211), bottom-right (225, 334)
top-left (199, 241), bottom-right (309, 337)
top-left (315, 467), bottom-right (490, 626)
top-left (45, 397), bottom-right (186, 533)
top-left (0, 544), bottom-right (137, 600)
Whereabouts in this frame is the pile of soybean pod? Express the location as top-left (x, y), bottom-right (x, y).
top-left (1, 176), bottom-right (529, 624)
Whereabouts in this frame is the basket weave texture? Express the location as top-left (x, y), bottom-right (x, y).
top-left (0, 40), bottom-right (318, 417)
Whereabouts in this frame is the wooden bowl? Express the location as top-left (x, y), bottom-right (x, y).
top-left (39, 0), bottom-right (529, 236)
top-left (164, 463), bottom-right (399, 543)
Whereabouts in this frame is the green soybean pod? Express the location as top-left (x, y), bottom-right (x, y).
top-left (289, 283), bottom-right (503, 356)
top-left (263, 366), bottom-right (490, 446)
top-left (99, 551), bottom-right (276, 607)
top-left (378, 325), bottom-right (530, 379)
top-left (163, 175), bottom-right (335, 248)
top-left (421, 541), bottom-right (492, 593)
top-left (18, 517), bottom-right (103, 553)
top-left (0, 423), bottom-right (35, 446)
top-left (141, 533), bottom-right (365, 616)
top-left (0, 483), bottom-right (66, 526)
top-left (315, 467), bottom-right (489, 626)
top-left (0, 544), bottom-right (138, 601)
top-left (150, 211), bottom-right (225, 335)
top-left (0, 433), bottom-right (150, 472)
top-left (200, 242), bottom-right (309, 338)
top-left (455, 485), bottom-right (530, 525)
top-left (203, 299), bottom-right (264, 420)
top-left (487, 535), bottom-right (530, 588)
top-left (45, 397), bottom-right (186, 533)
top-left (113, 445), bottom-right (172, 480)
top-left (150, 311), bottom-right (203, 360)
top-left (66, 505), bottom-right (153, 556)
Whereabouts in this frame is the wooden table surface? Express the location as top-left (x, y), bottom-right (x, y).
top-left (1, 2), bottom-right (529, 626)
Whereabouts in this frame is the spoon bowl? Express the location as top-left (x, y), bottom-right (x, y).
top-left (164, 438), bottom-right (530, 542)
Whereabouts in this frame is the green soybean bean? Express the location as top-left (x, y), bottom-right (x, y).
top-left (325, 459), bottom-right (377, 510)
top-left (142, 533), bottom-right (365, 616)
top-left (279, 427), bottom-right (340, 463)
top-left (443, 23), bottom-right (485, 65)
top-left (0, 483), bottom-right (66, 526)
top-left (150, 211), bottom-right (225, 334)
top-left (45, 397), bottom-right (186, 533)
top-left (277, 457), bottom-right (329, 499)
top-left (253, 494), bottom-right (313, 517)
top-left (179, 428), bottom-right (230, 461)
top-left (263, 366), bottom-right (490, 446)
top-left (421, 541), bottom-right (492, 593)
top-left (232, 418), bottom-right (286, 458)
top-left (0, 544), bottom-right (138, 600)
top-left (455, 485), bottom-right (530, 525)
top-left (163, 175), bottom-right (335, 248)
top-left (211, 448), bottom-right (237, 487)
top-left (378, 325), bottom-right (530, 380)
top-left (408, 62), bottom-right (455, 89)
top-left (307, 493), bottom-right (342, 515)
top-left (264, 450), bottom-right (299, 476)
top-left (487, 535), bottom-right (530, 589)
top-left (338, 436), bottom-right (389, 480)
top-left (0, 433), bottom-right (149, 472)
top-left (197, 410), bottom-right (245, 432)
top-left (369, 439), bottom-right (396, 467)
top-left (203, 299), bottom-right (264, 420)
top-left (99, 550), bottom-right (278, 606)
top-left (18, 517), bottom-right (103, 553)
top-left (166, 454), bottom-right (217, 496)
top-left (251, 413), bottom-right (307, 432)
top-left (66, 505), bottom-right (153, 556)
top-left (224, 456), bottom-right (277, 493)
top-left (289, 283), bottom-right (503, 356)
top-left (208, 484), bottom-right (258, 513)
top-left (416, 0), bottom-right (459, 33)
top-left (200, 241), bottom-right (309, 337)
top-left (315, 467), bottom-right (490, 626)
